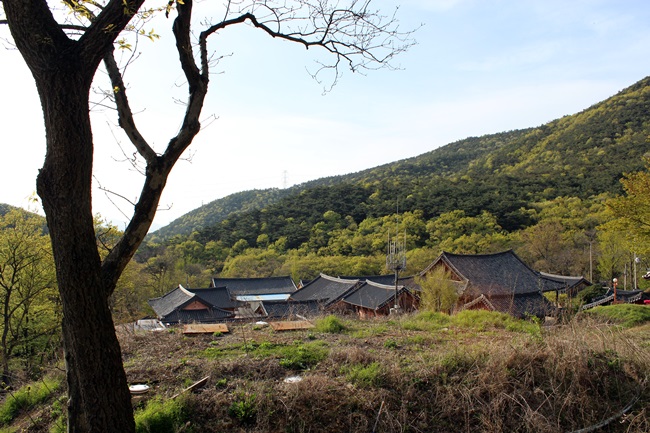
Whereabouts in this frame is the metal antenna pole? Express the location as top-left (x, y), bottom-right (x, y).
top-left (386, 207), bottom-right (406, 315)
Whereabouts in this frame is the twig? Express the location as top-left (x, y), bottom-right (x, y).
top-left (372, 399), bottom-right (384, 433)
top-left (568, 386), bottom-right (643, 433)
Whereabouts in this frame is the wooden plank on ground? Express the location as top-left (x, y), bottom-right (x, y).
top-left (182, 323), bottom-right (229, 334)
top-left (171, 376), bottom-right (210, 399)
top-left (269, 321), bottom-right (314, 331)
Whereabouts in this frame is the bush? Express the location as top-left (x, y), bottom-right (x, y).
top-left (228, 393), bottom-right (257, 425)
top-left (577, 284), bottom-right (608, 304)
top-left (342, 362), bottom-right (384, 387)
top-left (278, 341), bottom-right (329, 370)
top-left (452, 310), bottom-right (541, 337)
top-left (314, 315), bottom-right (346, 333)
top-left (582, 304), bottom-right (650, 328)
top-left (134, 397), bottom-right (189, 433)
top-left (0, 376), bottom-right (61, 426)
top-left (401, 311), bottom-right (451, 331)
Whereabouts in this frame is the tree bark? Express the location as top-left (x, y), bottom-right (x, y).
top-left (33, 57), bottom-right (135, 433)
top-left (2, 1), bottom-right (141, 430)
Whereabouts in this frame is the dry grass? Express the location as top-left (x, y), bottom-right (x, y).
top-left (115, 312), bottom-right (650, 433)
top-left (8, 312), bottom-right (650, 432)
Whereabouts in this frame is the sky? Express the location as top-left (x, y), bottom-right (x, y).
top-left (1, 0), bottom-right (650, 231)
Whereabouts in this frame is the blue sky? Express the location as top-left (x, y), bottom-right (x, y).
top-left (1, 0), bottom-right (650, 230)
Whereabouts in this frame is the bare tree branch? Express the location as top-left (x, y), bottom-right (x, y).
top-left (103, 49), bottom-right (158, 163)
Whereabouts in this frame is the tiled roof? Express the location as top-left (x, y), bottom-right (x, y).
top-left (426, 250), bottom-right (545, 296)
top-left (342, 281), bottom-right (409, 310)
top-left (340, 274), bottom-right (420, 292)
top-left (148, 285), bottom-right (195, 318)
top-left (339, 274), bottom-right (398, 286)
top-left (290, 274), bottom-right (360, 305)
top-left (489, 292), bottom-right (555, 318)
top-left (160, 308), bottom-right (234, 324)
top-left (539, 272), bottom-right (591, 292)
top-left (462, 292), bottom-right (554, 318)
top-left (260, 300), bottom-right (322, 319)
top-left (147, 285), bottom-right (236, 324)
top-left (187, 286), bottom-right (241, 310)
top-left (210, 276), bottom-right (297, 296)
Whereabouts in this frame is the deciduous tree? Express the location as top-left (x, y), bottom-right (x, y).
top-left (0, 0), bottom-right (414, 431)
top-left (416, 266), bottom-right (459, 314)
top-left (0, 209), bottom-right (57, 385)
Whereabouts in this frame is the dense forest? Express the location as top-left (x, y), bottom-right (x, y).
top-left (149, 76), bottom-right (650, 246)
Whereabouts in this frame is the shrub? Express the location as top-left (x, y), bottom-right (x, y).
top-left (278, 341), bottom-right (329, 370)
top-left (452, 310), bottom-right (541, 337)
top-left (0, 376), bottom-right (61, 426)
top-left (576, 284), bottom-right (608, 304)
top-left (134, 397), bottom-right (189, 433)
top-left (228, 393), bottom-right (257, 425)
top-left (401, 310), bottom-right (451, 331)
top-left (383, 339), bottom-right (398, 349)
top-left (342, 362), bottom-right (383, 387)
top-left (314, 315), bottom-right (346, 333)
top-left (416, 267), bottom-right (459, 313)
top-left (583, 304), bottom-right (650, 328)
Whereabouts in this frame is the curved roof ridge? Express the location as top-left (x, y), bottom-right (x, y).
top-left (365, 280), bottom-right (402, 290)
top-left (442, 249), bottom-right (513, 258)
top-left (320, 273), bottom-right (360, 284)
top-left (177, 284), bottom-right (195, 298)
top-left (539, 271), bottom-right (586, 279)
top-left (212, 275), bottom-right (294, 281)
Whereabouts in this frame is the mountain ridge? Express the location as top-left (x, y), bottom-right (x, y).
top-left (149, 76), bottom-right (650, 242)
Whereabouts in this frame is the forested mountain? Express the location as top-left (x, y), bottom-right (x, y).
top-left (149, 188), bottom-right (293, 241)
top-left (0, 203), bottom-right (17, 216)
top-left (150, 76), bottom-right (650, 243)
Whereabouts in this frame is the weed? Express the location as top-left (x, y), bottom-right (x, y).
top-left (351, 323), bottom-right (389, 338)
top-left (0, 376), bottom-right (61, 426)
top-left (401, 311), bottom-right (451, 331)
top-left (134, 396), bottom-right (189, 433)
top-left (228, 393), bottom-right (257, 425)
top-left (342, 362), bottom-right (384, 387)
top-left (383, 339), bottom-right (398, 349)
top-left (48, 395), bottom-right (67, 433)
top-left (582, 304), bottom-right (650, 328)
top-left (452, 309), bottom-right (541, 337)
top-left (314, 315), bottom-right (346, 333)
top-left (278, 341), bottom-right (329, 370)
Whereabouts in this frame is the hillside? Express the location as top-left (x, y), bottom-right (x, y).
top-left (3, 309), bottom-right (648, 432)
top-left (150, 76), bottom-right (650, 242)
top-left (149, 189), bottom-right (293, 242)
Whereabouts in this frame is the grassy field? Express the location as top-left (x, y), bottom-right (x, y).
top-left (1, 306), bottom-right (649, 432)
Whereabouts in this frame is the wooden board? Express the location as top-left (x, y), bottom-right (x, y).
top-left (182, 323), bottom-right (229, 334)
top-left (268, 321), bottom-right (315, 331)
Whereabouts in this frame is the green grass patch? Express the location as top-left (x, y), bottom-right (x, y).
top-left (350, 323), bottom-right (389, 338)
top-left (216, 340), bottom-right (329, 370)
top-left (451, 310), bottom-right (541, 337)
top-left (0, 376), bottom-right (61, 426)
top-left (228, 392), bottom-right (257, 425)
top-left (583, 304), bottom-right (650, 328)
top-left (314, 315), bottom-right (346, 333)
top-left (341, 362), bottom-right (384, 387)
top-left (400, 311), bottom-right (451, 331)
top-left (134, 396), bottom-right (189, 433)
top-left (276, 341), bottom-right (329, 370)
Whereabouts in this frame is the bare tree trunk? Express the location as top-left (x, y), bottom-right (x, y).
top-left (34, 58), bottom-right (135, 433)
